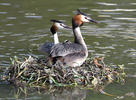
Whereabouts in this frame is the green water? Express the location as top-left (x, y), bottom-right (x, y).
top-left (0, 0), bottom-right (136, 99)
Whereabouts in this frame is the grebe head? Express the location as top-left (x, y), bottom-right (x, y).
top-left (72, 9), bottom-right (97, 27)
top-left (50, 20), bottom-right (71, 34)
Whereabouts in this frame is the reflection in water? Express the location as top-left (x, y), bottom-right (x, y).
top-left (49, 87), bottom-right (86, 100)
top-left (0, 86), bottom-right (87, 100)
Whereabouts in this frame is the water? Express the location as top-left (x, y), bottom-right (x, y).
top-left (0, 0), bottom-right (136, 99)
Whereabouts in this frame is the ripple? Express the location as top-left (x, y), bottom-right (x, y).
top-left (93, 42), bottom-right (100, 46)
top-left (88, 49), bottom-right (95, 53)
top-left (95, 46), bottom-right (115, 50)
top-left (18, 38), bottom-right (27, 41)
top-left (128, 52), bottom-right (136, 58)
top-left (17, 49), bottom-right (25, 52)
top-left (127, 74), bottom-right (136, 78)
top-left (48, 9), bottom-right (56, 12)
top-left (93, 53), bottom-right (106, 57)
top-left (113, 17), bottom-right (136, 21)
top-left (99, 12), bottom-right (122, 15)
top-left (24, 16), bottom-right (43, 19)
top-left (6, 24), bottom-right (14, 26)
top-left (18, 11), bottom-right (24, 13)
top-left (29, 38), bottom-right (40, 41)
top-left (0, 3), bottom-right (11, 6)
top-left (2, 32), bottom-right (12, 35)
top-left (97, 2), bottom-right (117, 6)
top-left (9, 46), bottom-right (15, 49)
top-left (10, 41), bottom-right (15, 43)
top-left (130, 3), bottom-right (136, 5)
top-left (5, 53), bottom-right (11, 57)
top-left (24, 12), bottom-right (42, 19)
top-left (57, 14), bottom-right (70, 17)
top-left (0, 35), bottom-right (5, 38)
top-left (0, 12), bottom-right (8, 14)
top-left (128, 63), bottom-right (136, 65)
top-left (108, 24), bottom-right (121, 28)
top-left (10, 33), bottom-right (23, 37)
top-left (121, 35), bottom-right (136, 40)
top-left (20, 22), bottom-right (28, 25)
top-left (1, 41), bottom-right (7, 43)
top-left (0, 47), bottom-right (4, 50)
top-left (92, 9), bottom-right (136, 12)
top-left (123, 48), bottom-right (136, 53)
top-left (98, 15), bottom-right (111, 18)
top-left (25, 12), bottom-right (36, 16)
top-left (7, 17), bottom-right (16, 20)
top-left (79, 7), bottom-right (88, 10)
top-left (0, 61), bottom-right (9, 66)
top-left (0, 54), bottom-right (7, 57)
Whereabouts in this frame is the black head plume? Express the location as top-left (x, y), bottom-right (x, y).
top-left (77, 9), bottom-right (88, 16)
top-left (50, 19), bottom-right (63, 23)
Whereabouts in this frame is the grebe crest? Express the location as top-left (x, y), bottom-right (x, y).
top-left (50, 19), bottom-right (71, 34)
top-left (72, 9), bottom-right (97, 27)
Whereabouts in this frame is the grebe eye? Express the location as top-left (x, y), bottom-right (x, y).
top-left (60, 24), bottom-right (64, 27)
top-left (85, 17), bottom-right (87, 19)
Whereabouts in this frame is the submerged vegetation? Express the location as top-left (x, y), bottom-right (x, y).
top-left (3, 55), bottom-right (125, 89)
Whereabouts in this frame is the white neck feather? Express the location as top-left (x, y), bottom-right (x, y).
top-left (74, 27), bottom-right (86, 47)
top-left (73, 27), bottom-right (88, 56)
top-left (74, 27), bottom-right (81, 36)
top-left (53, 33), bottom-right (59, 44)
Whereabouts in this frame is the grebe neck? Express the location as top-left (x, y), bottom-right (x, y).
top-left (73, 26), bottom-right (87, 50)
top-left (53, 33), bottom-right (59, 44)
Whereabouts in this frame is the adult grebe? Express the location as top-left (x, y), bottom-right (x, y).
top-left (38, 20), bottom-right (71, 54)
top-left (48, 9), bottom-right (97, 67)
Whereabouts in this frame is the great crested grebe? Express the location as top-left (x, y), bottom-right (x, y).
top-left (48, 9), bottom-right (97, 67)
top-left (38, 20), bottom-right (71, 54)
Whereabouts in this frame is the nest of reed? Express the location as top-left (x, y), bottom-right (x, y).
top-left (6, 56), bottom-right (125, 88)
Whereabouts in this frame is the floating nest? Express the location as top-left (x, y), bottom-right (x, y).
top-left (5, 56), bottom-right (125, 88)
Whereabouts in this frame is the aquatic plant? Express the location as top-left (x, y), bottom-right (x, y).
top-left (6, 55), bottom-right (125, 89)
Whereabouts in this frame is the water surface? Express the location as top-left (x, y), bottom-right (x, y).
top-left (0, 0), bottom-right (136, 99)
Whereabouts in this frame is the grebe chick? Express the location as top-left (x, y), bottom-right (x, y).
top-left (38, 20), bottom-right (71, 54)
top-left (48, 9), bottom-right (97, 67)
